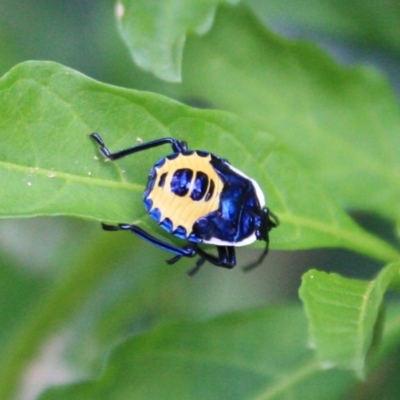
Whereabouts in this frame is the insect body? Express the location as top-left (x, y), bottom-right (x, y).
top-left (90, 133), bottom-right (278, 274)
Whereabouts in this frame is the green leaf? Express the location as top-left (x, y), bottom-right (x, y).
top-left (299, 261), bottom-right (400, 377)
top-left (0, 223), bottom-right (129, 399)
top-left (0, 255), bottom-right (45, 355)
top-left (39, 306), bottom-right (355, 400)
top-left (0, 61), bottom-right (398, 261)
top-left (0, 217), bottom-right (206, 400)
top-left (115, 0), bottom-right (239, 82)
top-left (181, 6), bottom-right (400, 220)
top-left (248, 0), bottom-right (400, 53)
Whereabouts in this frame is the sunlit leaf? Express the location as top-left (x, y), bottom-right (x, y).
top-left (1, 61), bottom-right (396, 260)
top-left (299, 261), bottom-right (400, 377)
top-left (115, 0), bottom-right (239, 82)
top-left (181, 6), bottom-right (400, 220)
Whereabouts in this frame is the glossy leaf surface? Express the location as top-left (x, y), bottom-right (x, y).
top-left (181, 6), bottom-right (400, 220)
top-left (299, 261), bottom-right (400, 377)
top-left (1, 61), bottom-right (395, 260)
top-left (115, 0), bottom-right (239, 82)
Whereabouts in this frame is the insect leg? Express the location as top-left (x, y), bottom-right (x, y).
top-left (186, 257), bottom-right (207, 276)
top-left (242, 240), bottom-right (270, 272)
top-left (101, 223), bottom-right (197, 258)
top-left (90, 133), bottom-right (187, 160)
top-left (196, 246), bottom-right (236, 269)
top-left (165, 243), bottom-right (208, 276)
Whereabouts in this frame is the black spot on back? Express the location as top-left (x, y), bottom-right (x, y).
top-left (170, 168), bottom-right (193, 197)
top-left (205, 179), bottom-right (215, 201)
top-left (158, 172), bottom-right (167, 187)
top-left (191, 171), bottom-right (209, 201)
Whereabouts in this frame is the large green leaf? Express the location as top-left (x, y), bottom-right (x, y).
top-left (0, 223), bottom-right (133, 399)
top-left (181, 6), bottom-right (400, 221)
top-left (0, 256), bottom-right (44, 355)
top-left (39, 306), bottom-right (355, 400)
top-left (299, 261), bottom-right (400, 378)
top-left (115, 0), bottom-right (239, 82)
top-left (1, 61), bottom-right (397, 261)
top-left (0, 217), bottom-right (211, 400)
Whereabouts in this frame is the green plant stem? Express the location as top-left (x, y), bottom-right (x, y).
top-left (0, 232), bottom-right (123, 400)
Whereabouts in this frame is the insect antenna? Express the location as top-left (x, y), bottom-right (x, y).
top-left (242, 240), bottom-right (270, 272)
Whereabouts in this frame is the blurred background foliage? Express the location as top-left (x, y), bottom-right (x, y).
top-left (1, 0), bottom-right (400, 399)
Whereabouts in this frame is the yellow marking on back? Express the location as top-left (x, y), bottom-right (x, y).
top-left (147, 153), bottom-right (223, 233)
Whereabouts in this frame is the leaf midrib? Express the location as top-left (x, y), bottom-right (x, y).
top-left (0, 159), bottom-right (142, 191)
top-left (129, 348), bottom-right (320, 400)
top-left (278, 212), bottom-right (400, 262)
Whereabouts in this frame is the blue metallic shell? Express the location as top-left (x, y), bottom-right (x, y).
top-left (143, 151), bottom-right (265, 246)
top-left (194, 158), bottom-right (264, 245)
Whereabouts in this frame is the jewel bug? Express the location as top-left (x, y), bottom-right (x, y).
top-left (90, 133), bottom-right (278, 275)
